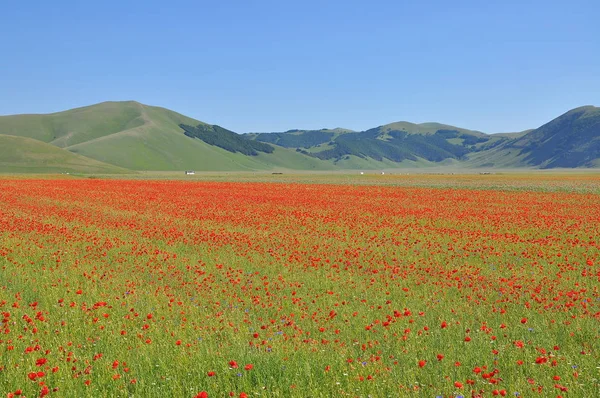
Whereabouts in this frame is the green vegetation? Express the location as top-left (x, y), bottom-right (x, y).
top-left (279, 127), bottom-right (473, 163)
top-left (0, 101), bottom-right (152, 147)
top-left (0, 101), bottom-right (598, 172)
top-left (0, 134), bottom-right (130, 174)
top-left (1, 178), bottom-right (599, 396)
top-left (253, 130), bottom-right (335, 148)
top-left (180, 124), bottom-right (274, 155)
top-left (510, 106), bottom-right (600, 168)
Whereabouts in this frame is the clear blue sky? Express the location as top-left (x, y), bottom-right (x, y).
top-left (1, 0), bottom-right (598, 133)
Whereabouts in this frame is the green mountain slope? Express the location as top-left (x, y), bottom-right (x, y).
top-left (0, 134), bottom-right (130, 174)
top-left (0, 101), bottom-right (335, 172)
top-left (0, 101), bottom-right (177, 147)
top-left (1, 101), bottom-right (598, 172)
top-left (378, 121), bottom-right (485, 136)
top-left (180, 124), bottom-right (274, 155)
top-left (508, 106), bottom-right (600, 168)
top-left (252, 122), bottom-right (498, 164)
top-left (247, 128), bottom-right (355, 148)
top-left (253, 112), bottom-right (599, 169)
top-left (466, 107), bottom-right (600, 169)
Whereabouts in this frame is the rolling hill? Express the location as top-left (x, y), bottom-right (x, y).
top-left (508, 106), bottom-right (600, 168)
top-left (0, 101), bottom-right (334, 172)
top-left (251, 121), bottom-right (526, 166)
top-left (246, 128), bottom-right (355, 148)
top-left (250, 109), bottom-right (600, 169)
top-left (0, 101), bottom-right (598, 172)
top-left (0, 135), bottom-right (130, 174)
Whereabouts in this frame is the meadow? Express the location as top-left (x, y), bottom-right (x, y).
top-left (0, 175), bottom-right (599, 397)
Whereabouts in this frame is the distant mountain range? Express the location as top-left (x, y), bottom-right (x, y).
top-left (0, 101), bottom-right (598, 173)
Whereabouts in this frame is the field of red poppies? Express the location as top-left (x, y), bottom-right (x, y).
top-left (0, 177), bottom-right (598, 397)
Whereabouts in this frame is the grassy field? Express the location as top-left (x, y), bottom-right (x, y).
top-left (35, 170), bottom-right (600, 193)
top-left (0, 175), bottom-right (599, 397)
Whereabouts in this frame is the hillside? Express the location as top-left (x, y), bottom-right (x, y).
top-left (247, 128), bottom-right (355, 148)
top-left (0, 135), bottom-right (130, 174)
top-left (251, 121), bottom-right (516, 165)
top-left (180, 124), bottom-right (274, 155)
top-left (0, 101), bottom-right (598, 172)
top-left (251, 111), bottom-right (600, 169)
top-left (508, 106), bottom-right (600, 168)
top-left (0, 101), bottom-right (334, 172)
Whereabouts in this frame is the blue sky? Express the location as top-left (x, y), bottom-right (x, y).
top-left (1, 0), bottom-right (598, 133)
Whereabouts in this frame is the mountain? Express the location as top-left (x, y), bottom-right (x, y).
top-left (508, 106), bottom-right (600, 168)
top-left (0, 135), bottom-right (129, 174)
top-left (180, 124), bottom-right (274, 155)
top-left (0, 101), bottom-right (334, 172)
top-left (250, 109), bottom-right (600, 169)
top-left (250, 121), bottom-right (517, 165)
top-left (0, 101), bottom-right (598, 172)
top-left (246, 128), bottom-right (355, 149)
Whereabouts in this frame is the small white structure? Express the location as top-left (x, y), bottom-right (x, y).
top-left (381, 171), bottom-right (385, 175)
top-left (360, 172), bottom-right (364, 175)
top-left (185, 170), bottom-right (195, 175)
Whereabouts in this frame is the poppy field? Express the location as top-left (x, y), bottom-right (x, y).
top-left (0, 177), bottom-right (599, 397)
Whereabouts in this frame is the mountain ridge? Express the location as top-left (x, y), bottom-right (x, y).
top-left (0, 101), bottom-right (598, 172)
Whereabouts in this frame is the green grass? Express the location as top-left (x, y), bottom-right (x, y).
top-left (1, 102), bottom-right (598, 173)
top-left (0, 102), bottom-right (339, 172)
top-left (379, 121), bottom-right (487, 137)
top-left (1, 177), bottom-right (599, 396)
top-left (0, 134), bottom-right (131, 174)
top-left (0, 101), bottom-right (149, 146)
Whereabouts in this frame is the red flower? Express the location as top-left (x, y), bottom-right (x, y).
top-left (40, 385), bottom-right (50, 397)
top-left (535, 356), bottom-right (548, 364)
top-left (229, 360), bottom-right (239, 369)
top-left (244, 364), bottom-right (253, 371)
top-left (554, 384), bottom-right (568, 392)
top-left (418, 360), bottom-right (426, 368)
top-left (195, 392), bottom-right (208, 398)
